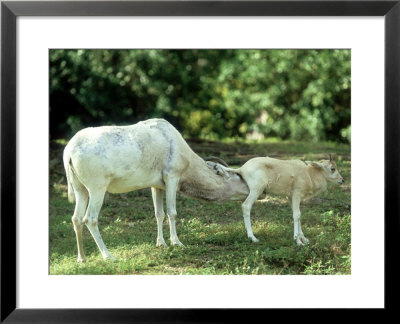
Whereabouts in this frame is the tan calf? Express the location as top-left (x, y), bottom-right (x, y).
top-left (221, 156), bottom-right (344, 245)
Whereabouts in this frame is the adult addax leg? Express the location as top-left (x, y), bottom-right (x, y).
top-left (84, 188), bottom-right (115, 260)
top-left (151, 187), bottom-right (167, 247)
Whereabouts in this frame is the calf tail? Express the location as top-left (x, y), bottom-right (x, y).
top-left (221, 165), bottom-right (242, 175)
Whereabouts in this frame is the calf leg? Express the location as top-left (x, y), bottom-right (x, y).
top-left (242, 188), bottom-right (263, 243)
top-left (292, 194), bottom-right (309, 245)
top-left (84, 189), bottom-right (115, 260)
top-left (151, 187), bottom-right (167, 247)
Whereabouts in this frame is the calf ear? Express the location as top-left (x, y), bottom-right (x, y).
top-left (310, 162), bottom-right (324, 169)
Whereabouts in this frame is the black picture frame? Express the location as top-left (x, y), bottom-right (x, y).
top-left (1, 0), bottom-right (399, 322)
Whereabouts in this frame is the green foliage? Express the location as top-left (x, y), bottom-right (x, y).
top-left (49, 138), bottom-right (351, 275)
top-left (50, 49), bottom-right (350, 142)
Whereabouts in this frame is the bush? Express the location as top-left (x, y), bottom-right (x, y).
top-left (50, 49), bottom-right (350, 143)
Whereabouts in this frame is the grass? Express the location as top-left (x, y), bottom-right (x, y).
top-left (49, 138), bottom-right (351, 275)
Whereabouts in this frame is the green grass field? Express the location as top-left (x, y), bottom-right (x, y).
top-left (49, 138), bottom-right (351, 275)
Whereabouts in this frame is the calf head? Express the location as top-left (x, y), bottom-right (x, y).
top-left (309, 159), bottom-right (344, 185)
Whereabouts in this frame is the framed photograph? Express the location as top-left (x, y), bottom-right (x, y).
top-left (1, 0), bottom-right (399, 322)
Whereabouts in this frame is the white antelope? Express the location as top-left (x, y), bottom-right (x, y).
top-left (63, 118), bottom-right (249, 262)
top-left (216, 156), bottom-right (344, 245)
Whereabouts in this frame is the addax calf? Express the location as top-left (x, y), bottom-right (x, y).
top-left (221, 156), bottom-right (344, 245)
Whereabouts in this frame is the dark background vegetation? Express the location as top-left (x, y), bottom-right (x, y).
top-left (50, 49), bottom-right (350, 142)
top-left (49, 49), bottom-right (351, 274)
